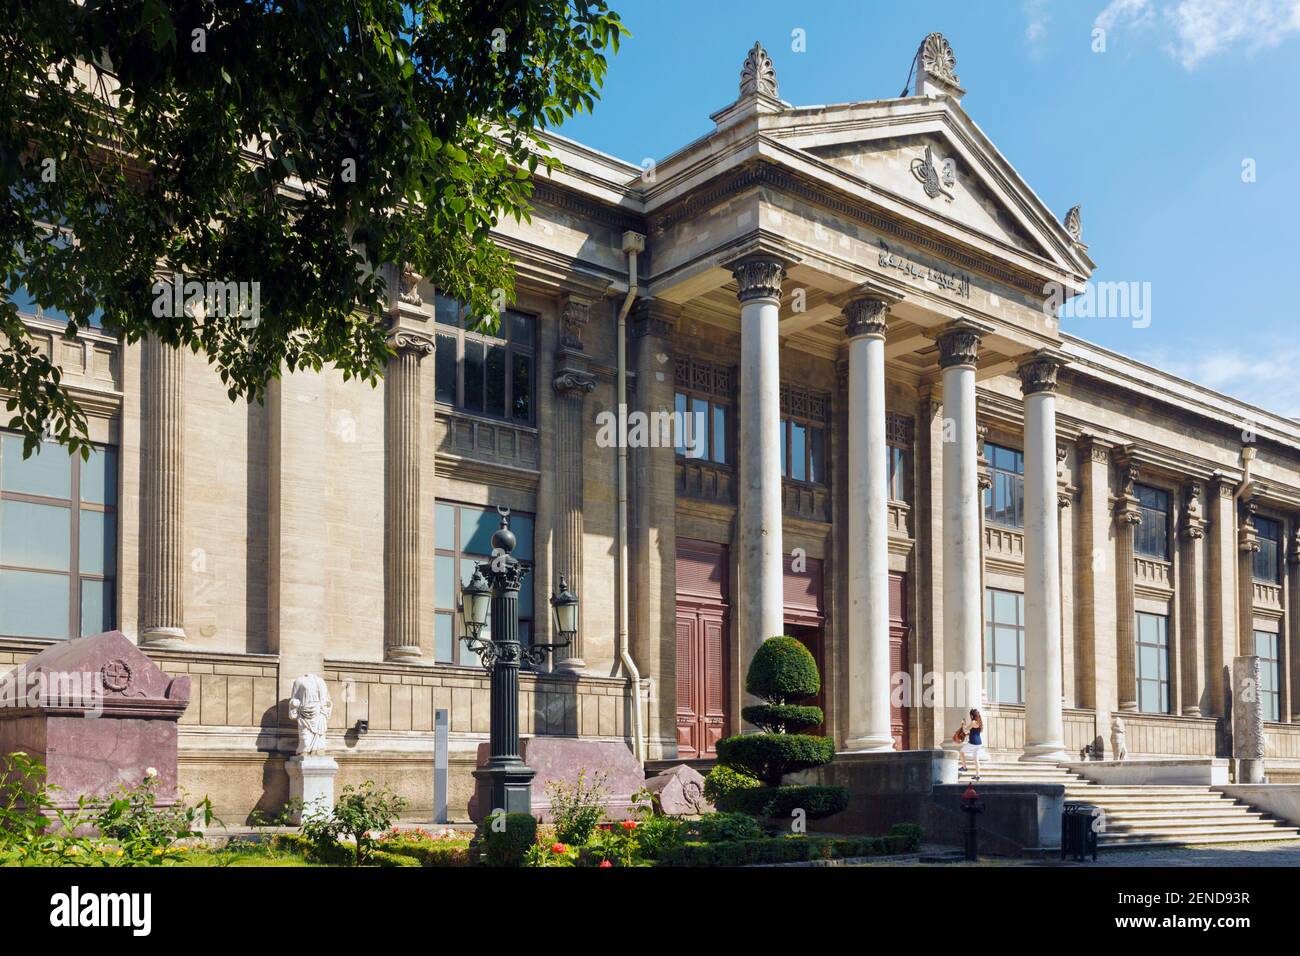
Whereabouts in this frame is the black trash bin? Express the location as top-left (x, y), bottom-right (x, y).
top-left (1060, 802), bottom-right (1101, 862)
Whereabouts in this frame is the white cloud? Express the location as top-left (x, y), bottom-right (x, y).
top-left (1025, 0), bottom-right (1052, 48)
top-left (1095, 0), bottom-right (1156, 32)
top-left (1164, 0), bottom-right (1300, 68)
top-left (1095, 0), bottom-right (1300, 68)
top-left (1137, 340), bottom-right (1300, 418)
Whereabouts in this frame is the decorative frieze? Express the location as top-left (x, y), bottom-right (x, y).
top-left (559, 295), bottom-right (593, 352)
top-left (674, 357), bottom-right (734, 398)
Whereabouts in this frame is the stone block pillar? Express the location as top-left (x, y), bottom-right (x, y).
top-left (631, 299), bottom-right (680, 758)
top-left (1232, 655), bottom-right (1266, 783)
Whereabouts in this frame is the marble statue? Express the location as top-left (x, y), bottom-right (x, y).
top-left (289, 674), bottom-right (332, 755)
top-left (1110, 715), bottom-right (1128, 761)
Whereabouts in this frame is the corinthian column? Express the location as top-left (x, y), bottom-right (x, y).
top-left (142, 334), bottom-right (187, 647)
top-left (1018, 351), bottom-right (1067, 761)
top-left (552, 295), bottom-right (597, 671)
top-left (936, 320), bottom-right (987, 741)
top-left (1113, 452), bottom-right (1142, 713)
top-left (384, 329), bottom-right (433, 661)
top-left (844, 293), bottom-right (896, 752)
top-left (731, 254), bottom-right (786, 708)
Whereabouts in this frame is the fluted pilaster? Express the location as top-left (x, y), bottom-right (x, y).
top-left (1114, 453), bottom-right (1142, 712)
top-left (385, 332), bottom-right (433, 661)
top-left (142, 335), bottom-right (186, 647)
top-left (552, 295), bottom-right (596, 670)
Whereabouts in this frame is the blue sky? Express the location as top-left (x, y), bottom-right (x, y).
top-left (558, 0), bottom-right (1300, 416)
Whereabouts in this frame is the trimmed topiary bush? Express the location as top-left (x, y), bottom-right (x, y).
top-left (745, 636), bottom-right (820, 703)
top-left (740, 703), bottom-right (824, 733)
top-left (715, 635), bottom-right (848, 822)
top-left (715, 784), bottom-right (849, 819)
top-left (703, 764), bottom-right (761, 804)
top-left (714, 734), bottom-right (835, 785)
top-left (888, 823), bottom-right (924, 852)
top-left (685, 811), bottom-right (763, 844)
top-left (475, 812), bottom-right (538, 867)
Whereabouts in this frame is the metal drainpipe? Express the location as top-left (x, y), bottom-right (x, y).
top-left (617, 230), bottom-right (646, 763)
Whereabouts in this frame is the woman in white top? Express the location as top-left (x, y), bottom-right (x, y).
top-left (957, 708), bottom-right (985, 780)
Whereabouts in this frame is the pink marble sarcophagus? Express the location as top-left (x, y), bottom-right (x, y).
top-left (0, 630), bottom-right (191, 808)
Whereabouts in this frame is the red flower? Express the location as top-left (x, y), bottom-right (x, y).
top-left (599, 860), bottom-right (613, 868)
top-left (620, 819), bottom-right (637, 831)
top-left (550, 842), bottom-right (568, 855)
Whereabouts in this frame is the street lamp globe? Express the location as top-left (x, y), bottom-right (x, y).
top-left (461, 567), bottom-right (491, 636)
top-left (550, 575), bottom-right (579, 642)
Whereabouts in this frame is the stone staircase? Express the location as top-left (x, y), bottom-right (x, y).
top-left (966, 760), bottom-right (1300, 849)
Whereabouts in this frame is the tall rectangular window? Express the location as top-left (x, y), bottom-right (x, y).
top-left (673, 358), bottom-right (733, 466)
top-left (1254, 630), bottom-right (1281, 722)
top-left (432, 295), bottom-right (535, 425)
top-left (983, 443), bottom-right (1024, 529)
top-left (434, 503), bottom-right (534, 666)
top-left (1254, 516), bottom-right (1281, 583)
top-left (0, 434), bottom-right (117, 639)
top-left (887, 414), bottom-right (912, 504)
top-left (1136, 612), bottom-right (1170, 714)
top-left (1135, 485), bottom-right (1171, 560)
top-left (984, 588), bottom-right (1025, 705)
top-left (778, 385), bottom-right (829, 485)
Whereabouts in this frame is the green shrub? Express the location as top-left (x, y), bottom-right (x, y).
top-left (635, 814), bottom-right (685, 860)
top-left (274, 832), bottom-right (351, 865)
top-left (300, 781), bottom-right (406, 866)
top-left (685, 812), bottom-right (762, 843)
top-left (740, 703), bottom-right (824, 733)
top-left (379, 838), bottom-right (472, 867)
top-left (714, 734), bottom-right (835, 785)
top-left (745, 637), bottom-right (820, 703)
top-left (702, 764), bottom-right (761, 804)
top-left (475, 812), bottom-right (538, 867)
top-left (546, 769), bottom-right (608, 846)
top-left (369, 849), bottom-right (421, 867)
top-left (715, 784), bottom-right (849, 820)
top-left (659, 833), bottom-right (911, 867)
top-left (888, 823), bottom-right (924, 851)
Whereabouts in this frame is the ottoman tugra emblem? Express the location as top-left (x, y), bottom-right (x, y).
top-left (911, 144), bottom-right (956, 201)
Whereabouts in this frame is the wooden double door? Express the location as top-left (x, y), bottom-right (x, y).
top-left (675, 539), bottom-right (729, 759)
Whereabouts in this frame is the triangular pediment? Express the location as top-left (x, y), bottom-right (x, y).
top-left (768, 99), bottom-right (1091, 279)
top-left (805, 133), bottom-right (1043, 254)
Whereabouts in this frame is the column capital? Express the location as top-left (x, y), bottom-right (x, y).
top-left (1016, 349), bottom-right (1068, 396)
top-left (729, 255), bottom-right (787, 303)
top-left (843, 296), bottom-right (890, 340)
top-left (389, 330), bottom-right (434, 358)
top-left (553, 369), bottom-right (597, 395)
top-left (1076, 433), bottom-right (1112, 465)
top-left (1181, 481), bottom-right (1206, 539)
top-left (935, 319), bottom-right (991, 369)
top-left (1288, 524), bottom-right (1300, 565)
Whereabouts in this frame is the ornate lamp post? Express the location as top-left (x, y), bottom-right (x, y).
top-left (461, 508), bottom-right (576, 816)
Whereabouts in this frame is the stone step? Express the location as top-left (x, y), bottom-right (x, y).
top-left (1099, 829), bottom-right (1300, 847)
top-left (1101, 809), bottom-right (1267, 823)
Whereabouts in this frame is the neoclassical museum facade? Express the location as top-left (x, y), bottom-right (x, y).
top-left (5, 35), bottom-right (1300, 819)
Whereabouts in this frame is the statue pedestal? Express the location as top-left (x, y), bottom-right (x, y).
top-left (286, 755), bottom-right (339, 824)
